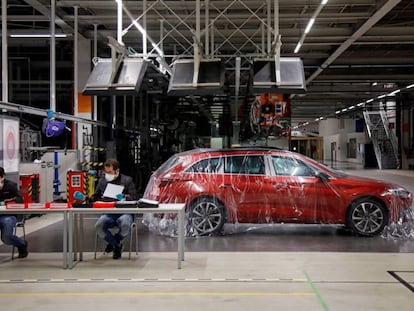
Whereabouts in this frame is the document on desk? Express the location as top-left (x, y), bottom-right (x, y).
top-left (103, 183), bottom-right (124, 199)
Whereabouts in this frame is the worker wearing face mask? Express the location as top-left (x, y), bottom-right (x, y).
top-left (91, 158), bottom-right (136, 259)
top-left (0, 167), bottom-right (28, 258)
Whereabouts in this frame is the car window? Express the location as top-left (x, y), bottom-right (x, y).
top-left (271, 155), bottom-right (315, 176)
top-left (155, 155), bottom-right (180, 173)
top-left (224, 155), bottom-right (265, 175)
top-left (186, 157), bottom-right (222, 173)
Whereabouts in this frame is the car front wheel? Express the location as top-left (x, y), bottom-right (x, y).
top-left (346, 198), bottom-right (388, 236)
top-left (187, 197), bottom-right (225, 236)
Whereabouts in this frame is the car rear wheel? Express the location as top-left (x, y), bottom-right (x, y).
top-left (188, 197), bottom-right (225, 236)
top-left (346, 198), bottom-right (388, 236)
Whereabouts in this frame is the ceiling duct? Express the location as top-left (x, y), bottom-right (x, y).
top-left (82, 58), bottom-right (148, 96)
top-left (252, 57), bottom-right (306, 94)
top-left (168, 58), bottom-right (225, 96)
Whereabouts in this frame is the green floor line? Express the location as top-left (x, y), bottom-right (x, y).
top-left (304, 270), bottom-right (330, 311)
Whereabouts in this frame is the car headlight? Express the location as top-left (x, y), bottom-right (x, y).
top-left (388, 187), bottom-right (412, 199)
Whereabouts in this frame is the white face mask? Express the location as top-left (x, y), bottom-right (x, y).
top-left (105, 173), bottom-right (117, 182)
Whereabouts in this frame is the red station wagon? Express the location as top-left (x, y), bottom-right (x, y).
top-left (143, 147), bottom-right (413, 236)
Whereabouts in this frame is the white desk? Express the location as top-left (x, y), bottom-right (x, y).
top-left (0, 208), bottom-right (70, 268)
top-left (69, 203), bottom-right (186, 269)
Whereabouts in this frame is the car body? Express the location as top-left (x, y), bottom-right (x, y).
top-left (143, 147), bottom-right (413, 236)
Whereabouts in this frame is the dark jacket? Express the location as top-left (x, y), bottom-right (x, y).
top-left (0, 179), bottom-right (24, 221)
top-left (0, 179), bottom-right (24, 203)
top-left (90, 174), bottom-right (136, 219)
top-left (90, 174), bottom-right (136, 202)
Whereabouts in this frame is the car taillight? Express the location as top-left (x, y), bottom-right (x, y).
top-left (159, 176), bottom-right (191, 187)
top-left (159, 178), bottom-right (173, 188)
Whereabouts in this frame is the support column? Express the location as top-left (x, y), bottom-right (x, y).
top-left (2, 0), bottom-right (8, 102)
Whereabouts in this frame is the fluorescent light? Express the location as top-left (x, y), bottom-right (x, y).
top-left (335, 110), bottom-right (341, 114)
top-left (342, 108), bottom-right (347, 112)
top-left (357, 103), bottom-right (364, 107)
top-left (372, 82), bottom-right (378, 86)
top-left (407, 84), bottom-right (414, 89)
top-left (366, 99), bottom-right (374, 103)
top-left (349, 105), bottom-right (355, 109)
top-left (10, 34), bottom-right (67, 38)
top-left (377, 94), bottom-right (386, 99)
top-left (389, 89), bottom-right (401, 96)
top-left (294, 42), bottom-right (301, 53)
top-left (321, 0), bottom-right (328, 4)
top-left (304, 18), bottom-right (315, 34)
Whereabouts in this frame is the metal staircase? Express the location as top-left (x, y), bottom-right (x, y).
top-left (363, 108), bottom-right (399, 169)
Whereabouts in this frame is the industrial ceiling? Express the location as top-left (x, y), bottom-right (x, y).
top-left (3, 0), bottom-right (414, 125)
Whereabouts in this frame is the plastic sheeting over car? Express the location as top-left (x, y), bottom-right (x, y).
top-left (142, 148), bottom-right (414, 239)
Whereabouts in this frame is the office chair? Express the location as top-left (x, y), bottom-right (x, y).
top-left (11, 216), bottom-right (26, 260)
top-left (94, 220), bottom-right (139, 260)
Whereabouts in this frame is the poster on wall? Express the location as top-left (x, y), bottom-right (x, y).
top-left (2, 118), bottom-right (19, 172)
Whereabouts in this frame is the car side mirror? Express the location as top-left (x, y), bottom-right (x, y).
top-left (315, 171), bottom-right (330, 182)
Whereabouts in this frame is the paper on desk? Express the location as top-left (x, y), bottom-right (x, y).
top-left (103, 183), bottom-right (125, 199)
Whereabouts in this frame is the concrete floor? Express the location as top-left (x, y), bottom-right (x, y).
top-left (1, 166), bottom-right (414, 311)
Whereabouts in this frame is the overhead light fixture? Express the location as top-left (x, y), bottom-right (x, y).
top-left (304, 18), bottom-right (315, 34)
top-left (366, 99), bottom-right (374, 103)
top-left (10, 34), bottom-right (68, 38)
top-left (349, 105), bottom-right (355, 109)
top-left (342, 108), bottom-right (347, 112)
top-left (293, 1), bottom-right (327, 53)
top-left (335, 110), bottom-right (341, 114)
top-left (389, 89), bottom-right (401, 96)
top-left (372, 82), bottom-right (378, 86)
top-left (357, 103), bottom-right (364, 107)
top-left (294, 42), bottom-right (301, 54)
top-left (407, 83), bottom-right (414, 89)
top-left (377, 94), bottom-right (386, 99)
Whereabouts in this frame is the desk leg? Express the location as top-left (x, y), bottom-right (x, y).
top-left (73, 213), bottom-right (78, 262)
top-left (68, 211), bottom-right (74, 269)
top-left (79, 214), bottom-right (84, 261)
top-left (177, 209), bottom-right (185, 269)
top-left (63, 211), bottom-right (68, 269)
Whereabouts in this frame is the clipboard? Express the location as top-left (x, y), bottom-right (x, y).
top-left (103, 183), bottom-right (125, 199)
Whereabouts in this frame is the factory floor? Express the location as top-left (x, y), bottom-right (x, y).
top-left (1, 165), bottom-right (414, 311)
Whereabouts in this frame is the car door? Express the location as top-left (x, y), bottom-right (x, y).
top-left (220, 154), bottom-right (275, 223)
top-left (266, 155), bottom-right (322, 223)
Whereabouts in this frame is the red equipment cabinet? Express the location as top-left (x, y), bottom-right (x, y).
top-left (67, 171), bottom-right (89, 202)
top-left (19, 174), bottom-right (40, 203)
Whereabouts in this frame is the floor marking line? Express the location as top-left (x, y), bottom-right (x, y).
top-left (0, 278), bottom-right (307, 284)
top-left (304, 271), bottom-right (330, 311)
top-left (388, 271), bottom-right (414, 294)
top-left (0, 291), bottom-right (315, 298)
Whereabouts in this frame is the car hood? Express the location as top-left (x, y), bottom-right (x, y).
top-left (339, 174), bottom-right (403, 190)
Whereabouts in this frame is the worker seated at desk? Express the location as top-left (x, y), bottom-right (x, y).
top-left (89, 159), bottom-right (136, 259)
top-left (0, 167), bottom-right (28, 258)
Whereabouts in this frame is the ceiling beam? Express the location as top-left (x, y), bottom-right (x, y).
top-left (306, 0), bottom-right (402, 85)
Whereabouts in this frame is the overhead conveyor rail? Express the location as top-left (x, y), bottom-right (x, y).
top-left (0, 101), bottom-right (107, 127)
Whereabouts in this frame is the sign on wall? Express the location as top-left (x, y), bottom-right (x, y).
top-left (2, 118), bottom-right (19, 172)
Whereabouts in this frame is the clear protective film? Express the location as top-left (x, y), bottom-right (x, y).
top-left (142, 148), bottom-right (414, 239)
